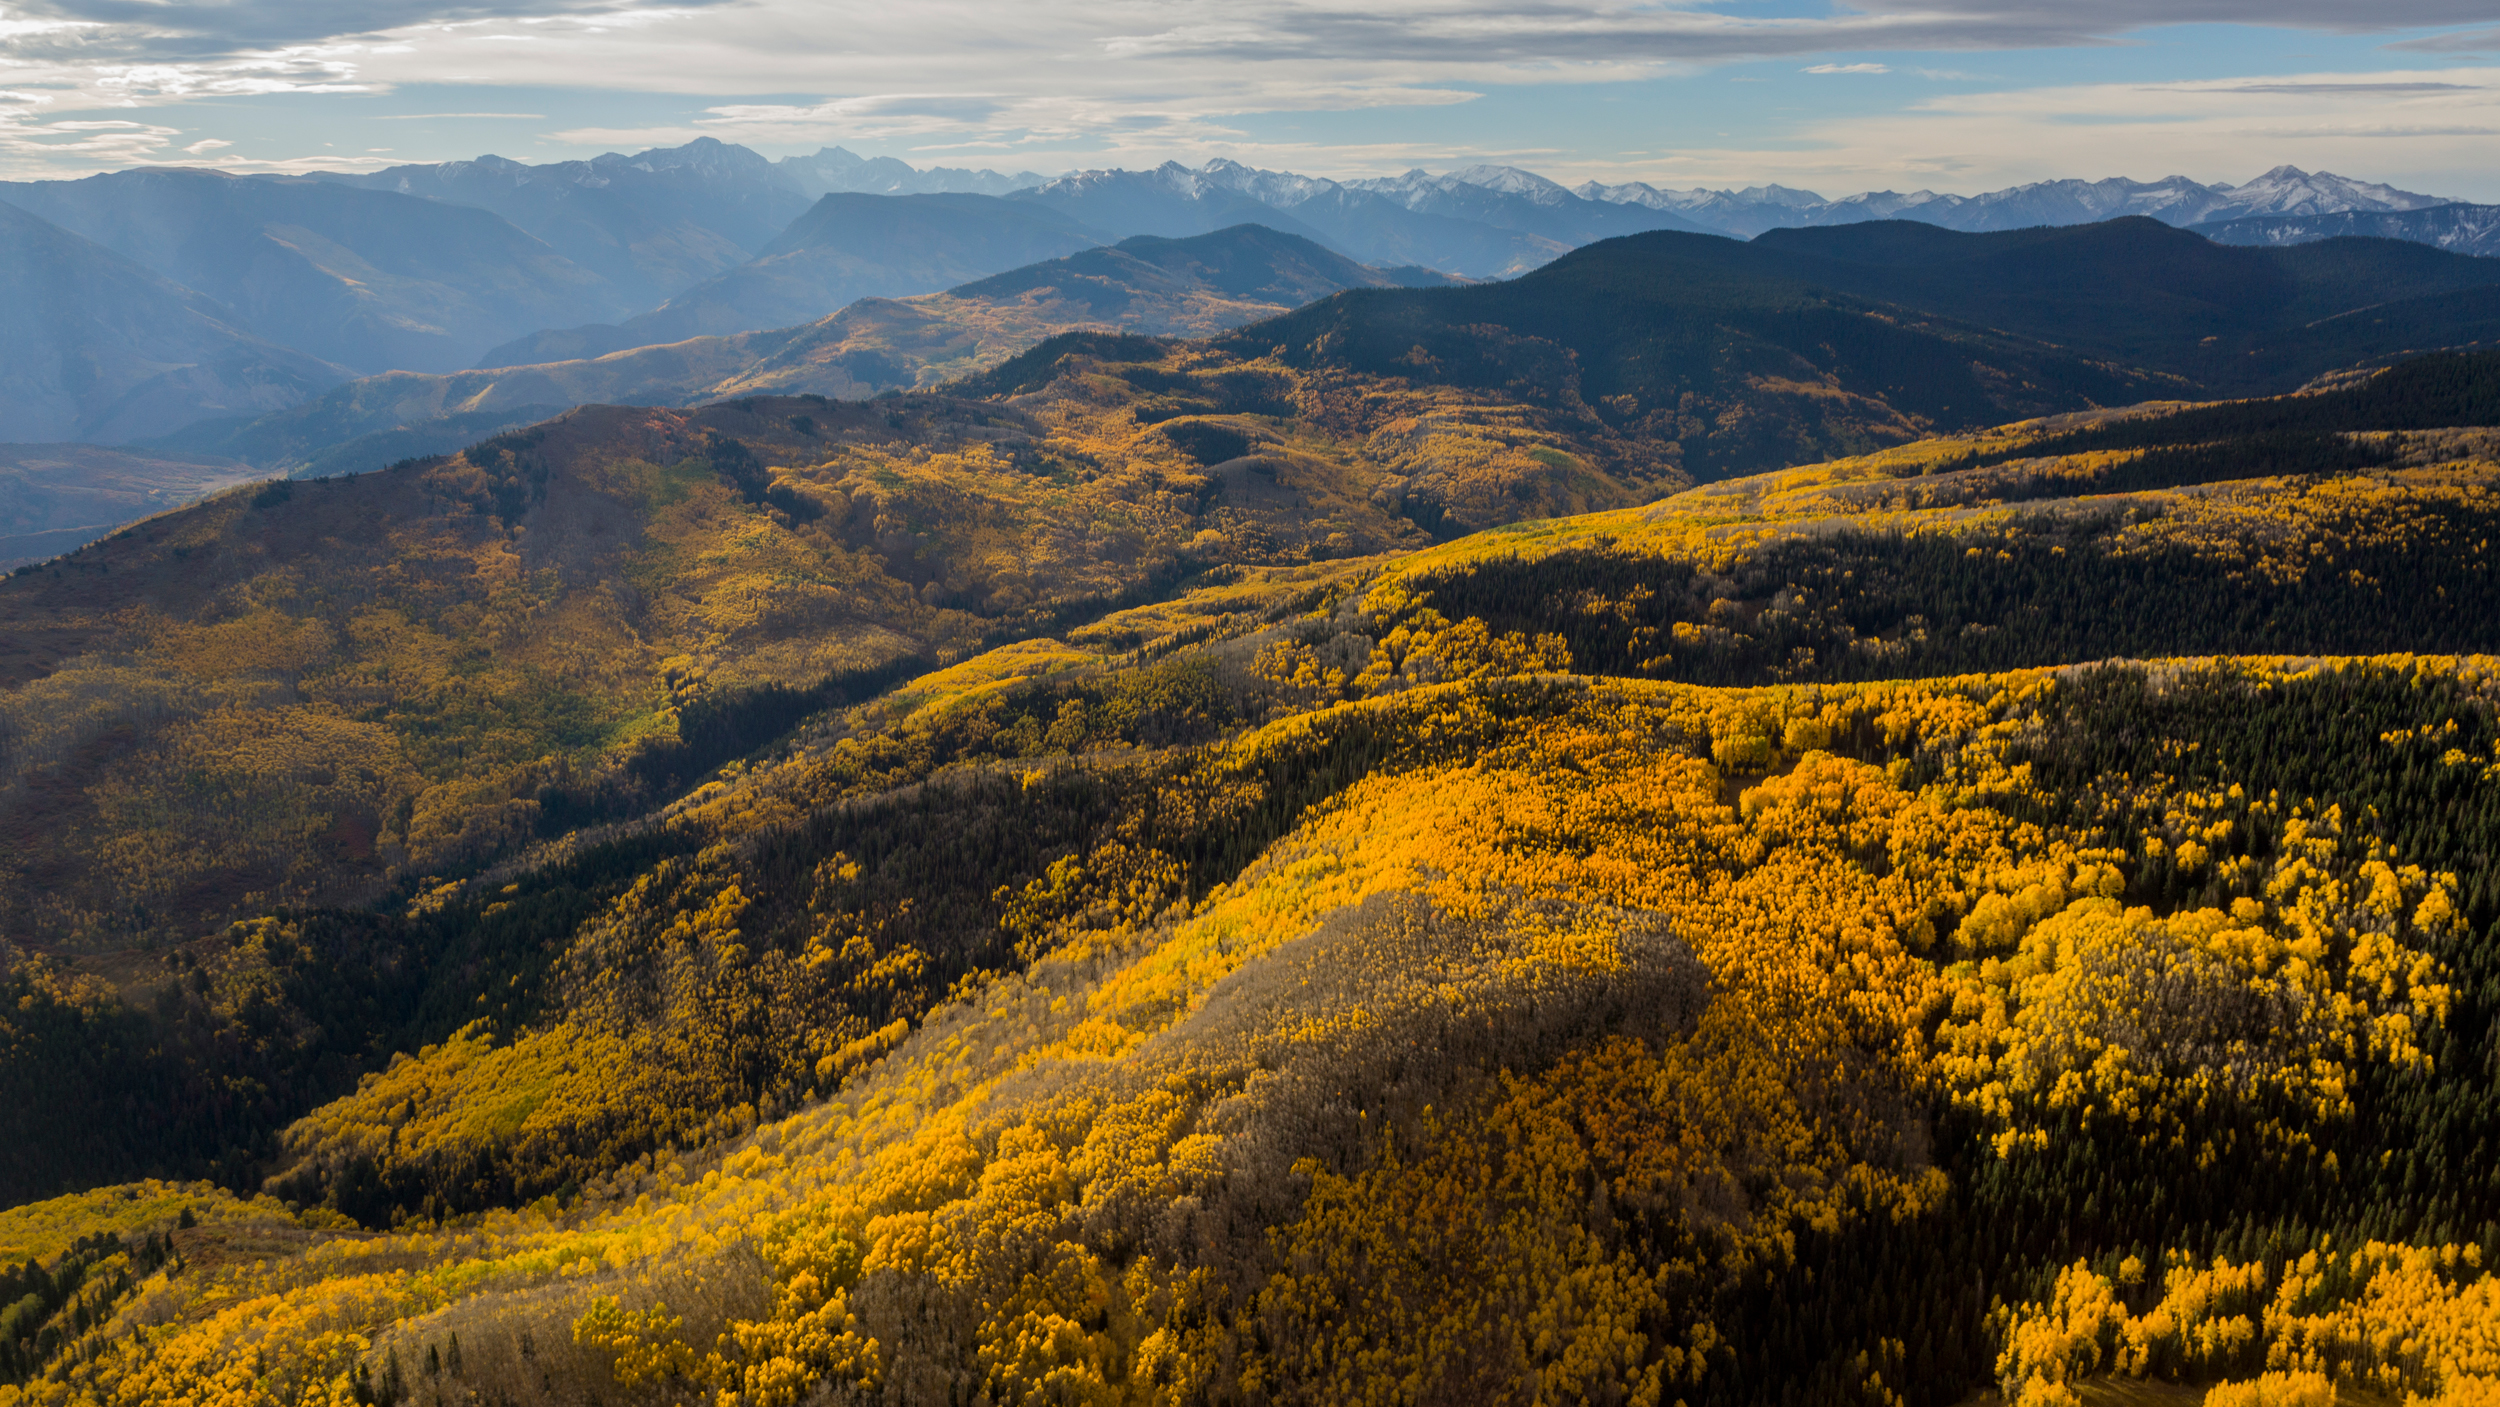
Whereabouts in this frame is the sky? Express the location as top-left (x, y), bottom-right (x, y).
top-left (3, 1), bottom-right (2499, 199)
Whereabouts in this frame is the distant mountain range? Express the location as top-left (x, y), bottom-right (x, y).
top-left (2196, 202), bottom-right (2500, 258)
top-left (162, 225), bottom-right (1446, 479)
top-left (1576, 164), bottom-right (2455, 239)
top-left (0, 136), bottom-right (2491, 490)
top-left (0, 199), bottom-right (347, 443)
top-left (0, 168), bottom-right (639, 374)
top-left (477, 193), bottom-right (1113, 367)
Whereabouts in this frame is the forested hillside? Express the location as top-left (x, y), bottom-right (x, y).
top-left (2, 346), bottom-right (2499, 1407)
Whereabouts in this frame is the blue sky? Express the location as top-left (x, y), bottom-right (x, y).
top-left (3, 1), bottom-right (2498, 198)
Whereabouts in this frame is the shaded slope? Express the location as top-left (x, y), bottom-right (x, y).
top-left (1748, 216), bottom-right (2500, 385)
top-left (0, 169), bottom-right (633, 373)
top-left (1224, 217), bottom-right (2500, 480)
top-left (0, 199), bottom-right (348, 443)
top-left (0, 349), bottom-right (1477, 946)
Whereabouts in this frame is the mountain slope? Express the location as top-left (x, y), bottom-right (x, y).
top-left (2195, 203), bottom-right (2500, 258)
top-left (1228, 216), bottom-right (2500, 480)
top-left (183, 227), bottom-right (1433, 473)
top-left (476, 193), bottom-right (1112, 367)
top-left (0, 169), bottom-right (634, 373)
top-left (1343, 164), bottom-right (1715, 243)
top-left (315, 138), bottom-right (818, 311)
top-left (708, 225), bottom-right (1449, 401)
top-left (0, 199), bottom-right (348, 443)
top-left (775, 145), bottom-right (1043, 197)
top-left (2, 352), bottom-right (2497, 1407)
top-left (0, 339), bottom-right (1501, 944)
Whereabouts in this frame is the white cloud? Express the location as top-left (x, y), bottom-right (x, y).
top-left (2390, 25), bottom-right (2500, 53)
top-left (1, 0), bottom-right (2497, 192)
top-left (1550, 64), bottom-right (2500, 199)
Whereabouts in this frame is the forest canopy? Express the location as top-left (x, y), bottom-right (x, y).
top-left (2, 343), bottom-right (2498, 1407)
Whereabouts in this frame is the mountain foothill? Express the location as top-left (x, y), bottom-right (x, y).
top-left (4, 137), bottom-right (2500, 1407)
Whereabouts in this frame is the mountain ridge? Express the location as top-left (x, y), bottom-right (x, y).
top-left (0, 168), bottom-right (639, 374)
top-left (0, 198), bottom-right (349, 443)
top-left (474, 193), bottom-right (1114, 368)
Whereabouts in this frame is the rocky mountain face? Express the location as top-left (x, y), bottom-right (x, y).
top-left (775, 145), bottom-right (1045, 197)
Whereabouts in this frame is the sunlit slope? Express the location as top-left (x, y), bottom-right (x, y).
top-left (7, 351), bottom-right (2500, 1209)
top-left (4, 352), bottom-right (2500, 1404)
top-left (8, 326), bottom-right (1598, 949)
top-left (0, 383), bottom-right (1402, 947)
top-left (1349, 351), bottom-right (2500, 686)
top-left (3, 658), bottom-right (2496, 1406)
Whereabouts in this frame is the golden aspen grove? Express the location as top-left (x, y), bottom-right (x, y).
top-left (4, 290), bottom-right (2500, 1407)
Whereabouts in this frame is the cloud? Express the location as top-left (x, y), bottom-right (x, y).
top-left (3, 0), bottom-right (2500, 188)
top-left (2388, 26), bottom-right (2500, 53)
top-left (182, 137), bottom-right (228, 152)
top-left (2202, 81), bottom-right (2477, 92)
top-left (8, 0), bottom-right (2497, 102)
top-left (370, 110), bottom-right (546, 118)
top-left (1542, 62), bottom-right (2500, 200)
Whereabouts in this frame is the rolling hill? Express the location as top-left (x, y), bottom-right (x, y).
top-left (0, 199), bottom-right (348, 443)
top-left (0, 169), bottom-right (636, 374)
top-left (2, 345), bottom-right (2498, 1407)
top-left (13, 150), bottom-right (2500, 1407)
top-left (1230, 216), bottom-right (2500, 477)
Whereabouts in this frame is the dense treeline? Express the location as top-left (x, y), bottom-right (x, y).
top-left (1405, 497), bottom-right (2500, 686)
top-left (1691, 663), bottom-right (2500, 1407)
top-left (0, 1230), bottom-right (171, 1384)
top-left (6, 347), bottom-right (2500, 1405)
top-left (1940, 348), bottom-right (2500, 476)
top-left (268, 657), bottom-right (1554, 1225)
